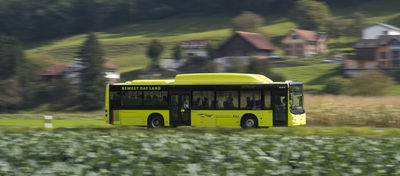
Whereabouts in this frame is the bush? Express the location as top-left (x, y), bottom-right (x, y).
top-left (247, 58), bottom-right (285, 81)
top-left (323, 76), bottom-right (350, 94)
top-left (323, 71), bottom-right (395, 96)
top-left (351, 71), bottom-right (395, 96)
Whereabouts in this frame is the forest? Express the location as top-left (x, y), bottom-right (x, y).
top-left (0, 0), bottom-right (366, 41)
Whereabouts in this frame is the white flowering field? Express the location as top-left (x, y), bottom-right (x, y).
top-left (0, 129), bottom-right (400, 175)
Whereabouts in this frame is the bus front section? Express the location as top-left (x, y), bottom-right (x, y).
top-left (288, 82), bottom-right (306, 126)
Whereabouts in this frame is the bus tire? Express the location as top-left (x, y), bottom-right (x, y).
top-left (148, 114), bottom-right (164, 128)
top-left (241, 115), bottom-right (258, 129)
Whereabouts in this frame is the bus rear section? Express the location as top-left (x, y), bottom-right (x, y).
top-left (106, 84), bottom-right (171, 127)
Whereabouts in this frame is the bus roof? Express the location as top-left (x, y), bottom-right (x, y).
top-left (123, 73), bottom-right (274, 85)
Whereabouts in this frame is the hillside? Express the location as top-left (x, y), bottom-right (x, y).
top-left (25, 0), bottom-right (400, 80)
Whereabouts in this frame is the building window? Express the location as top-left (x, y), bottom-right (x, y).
top-left (285, 50), bottom-right (292, 56)
top-left (381, 52), bottom-right (386, 59)
top-left (240, 91), bottom-right (261, 110)
top-left (382, 30), bottom-right (388, 35)
top-left (296, 44), bottom-right (303, 48)
top-left (216, 91), bottom-right (238, 109)
top-left (292, 35), bottom-right (297, 40)
top-left (296, 50), bottom-right (303, 55)
top-left (193, 91), bottom-right (214, 109)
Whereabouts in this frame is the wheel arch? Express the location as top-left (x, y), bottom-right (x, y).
top-left (240, 113), bottom-right (259, 128)
top-left (147, 113), bottom-right (165, 126)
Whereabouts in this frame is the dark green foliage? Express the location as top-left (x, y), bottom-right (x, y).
top-left (247, 58), bottom-right (285, 81)
top-left (323, 71), bottom-right (395, 96)
top-left (0, 35), bottom-right (24, 79)
top-left (49, 77), bottom-right (78, 110)
top-left (180, 57), bottom-right (218, 73)
top-left (172, 44), bottom-right (182, 60)
top-left (0, 77), bottom-right (23, 112)
top-left (291, 0), bottom-right (331, 31)
top-left (226, 58), bottom-right (246, 73)
top-left (351, 71), bottom-right (395, 96)
top-left (323, 76), bottom-right (350, 94)
top-left (347, 12), bottom-right (367, 37)
top-left (206, 42), bottom-right (217, 60)
top-left (77, 33), bottom-right (107, 110)
top-left (326, 17), bottom-right (348, 39)
top-left (146, 39), bottom-right (164, 68)
top-left (232, 11), bottom-right (264, 33)
top-left (199, 60), bottom-right (218, 73)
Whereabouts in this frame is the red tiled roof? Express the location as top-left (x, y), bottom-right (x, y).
top-left (40, 63), bottom-right (68, 76)
top-left (103, 60), bottom-right (119, 69)
top-left (293, 29), bottom-right (319, 41)
top-left (235, 31), bottom-right (275, 50)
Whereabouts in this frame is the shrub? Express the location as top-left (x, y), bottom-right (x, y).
top-left (323, 76), bottom-right (350, 94)
top-left (351, 71), bottom-right (395, 96)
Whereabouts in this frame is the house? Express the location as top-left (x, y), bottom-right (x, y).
top-left (344, 35), bottom-right (400, 76)
top-left (281, 29), bottom-right (327, 58)
top-left (362, 23), bottom-right (400, 39)
top-left (41, 63), bottom-right (69, 82)
top-left (215, 31), bottom-right (275, 72)
top-left (217, 31), bottom-right (275, 58)
top-left (181, 40), bottom-right (209, 58)
top-left (41, 58), bottom-right (120, 84)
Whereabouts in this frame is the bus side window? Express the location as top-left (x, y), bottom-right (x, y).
top-left (264, 91), bottom-right (271, 109)
top-left (193, 91), bottom-right (214, 109)
top-left (144, 91), bottom-right (168, 106)
top-left (240, 90), bottom-right (261, 110)
top-left (216, 91), bottom-right (238, 109)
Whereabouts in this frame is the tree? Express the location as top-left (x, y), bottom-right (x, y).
top-left (0, 35), bottom-right (24, 79)
top-left (77, 33), bottom-right (107, 110)
top-left (347, 12), bottom-right (366, 37)
top-left (172, 44), bottom-right (182, 60)
top-left (326, 17), bottom-right (348, 39)
top-left (291, 0), bottom-right (331, 31)
top-left (146, 39), bottom-right (164, 68)
top-left (232, 11), bottom-right (264, 33)
top-left (226, 57), bottom-right (246, 73)
top-left (206, 41), bottom-right (217, 60)
top-left (246, 58), bottom-right (285, 81)
top-left (0, 77), bottom-right (23, 112)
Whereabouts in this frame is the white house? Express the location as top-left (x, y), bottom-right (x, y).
top-left (362, 23), bottom-right (400, 39)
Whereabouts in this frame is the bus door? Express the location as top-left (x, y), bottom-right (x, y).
top-left (272, 91), bottom-right (288, 126)
top-left (170, 92), bottom-right (191, 126)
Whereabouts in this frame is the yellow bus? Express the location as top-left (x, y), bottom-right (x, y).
top-left (105, 73), bottom-right (306, 128)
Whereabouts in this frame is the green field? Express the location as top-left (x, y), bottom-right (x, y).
top-left (0, 128), bottom-right (399, 175)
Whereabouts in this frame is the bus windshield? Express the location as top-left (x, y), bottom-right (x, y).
top-left (289, 83), bottom-right (305, 114)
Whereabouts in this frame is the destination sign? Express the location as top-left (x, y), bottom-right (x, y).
top-left (121, 86), bottom-right (161, 91)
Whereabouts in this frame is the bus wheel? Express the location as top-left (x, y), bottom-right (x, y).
top-left (148, 115), bottom-right (164, 128)
top-left (241, 115), bottom-right (258, 129)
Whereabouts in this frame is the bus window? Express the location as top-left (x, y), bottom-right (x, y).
top-left (193, 91), bottom-right (214, 109)
top-left (120, 91), bottom-right (143, 106)
top-left (240, 90), bottom-right (261, 110)
top-left (110, 91), bottom-right (121, 107)
top-left (144, 91), bottom-right (168, 106)
top-left (264, 91), bottom-right (271, 109)
top-left (216, 91), bottom-right (238, 109)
